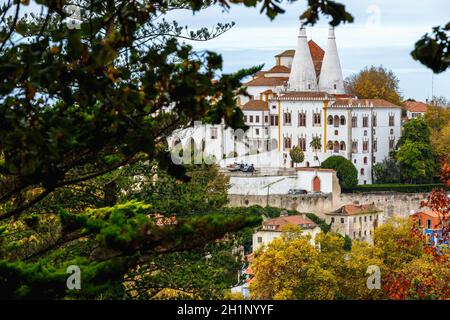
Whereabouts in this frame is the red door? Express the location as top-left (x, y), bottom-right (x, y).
top-left (313, 176), bottom-right (321, 193)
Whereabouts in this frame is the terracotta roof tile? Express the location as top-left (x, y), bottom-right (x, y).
top-left (245, 76), bottom-right (288, 87)
top-left (332, 99), bottom-right (401, 108)
top-left (412, 210), bottom-right (440, 218)
top-left (404, 101), bottom-right (428, 113)
top-left (278, 91), bottom-right (331, 100)
top-left (308, 40), bottom-right (325, 77)
top-left (267, 65), bottom-right (291, 73)
top-left (262, 215), bottom-right (317, 231)
top-left (242, 99), bottom-right (269, 111)
top-left (274, 41), bottom-right (324, 76)
top-left (326, 204), bottom-right (381, 216)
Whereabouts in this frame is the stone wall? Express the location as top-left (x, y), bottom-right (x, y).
top-left (228, 191), bottom-right (429, 220)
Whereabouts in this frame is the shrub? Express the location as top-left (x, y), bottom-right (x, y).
top-left (321, 156), bottom-right (358, 190)
top-left (348, 183), bottom-right (448, 193)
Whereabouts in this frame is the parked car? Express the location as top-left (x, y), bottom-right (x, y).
top-left (241, 164), bottom-right (255, 173)
top-left (226, 163), bottom-right (241, 172)
top-left (288, 189), bottom-right (308, 195)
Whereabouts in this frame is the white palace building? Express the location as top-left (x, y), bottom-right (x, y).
top-left (169, 26), bottom-right (402, 185)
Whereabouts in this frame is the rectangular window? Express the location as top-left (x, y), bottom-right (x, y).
top-left (363, 116), bottom-right (369, 127)
top-left (352, 141), bottom-right (358, 153)
top-left (257, 237), bottom-right (262, 243)
top-left (373, 139), bottom-right (377, 152)
top-left (255, 128), bottom-right (259, 135)
top-left (363, 141), bottom-right (369, 152)
top-left (298, 112), bottom-right (306, 127)
top-left (210, 127), bottom-right (217, 139)
top-left (313, 113), bottom-right (321, 126)
top-left (284, 112), bottom-right (291, 125)
top-left (270, 115), bottom-right (278, 126)
top-left (249, 115), bottom-right (253, 123)
top-left (299, 138), bottom-right (306, 151)
top-left (372, 114), bottom-right (377, 127)
top-left (255, 115), bottom-right (260, 123)
top-left (265, 115), bottom-right (269, 123)
top-left (244, 115), bottom-right (247, 122)
top-left (351, 116), bottom-right (357, 128)
top-left (341, 218), bottom-right (345, 224)
top-left (389, 115), bottom-right (395, 126)
top-left (427, 219), bottom-right (431, 229)
top-left (331, 217), bottom-right (335, 223)
top-left (284, 137), bottom-right (291, 150)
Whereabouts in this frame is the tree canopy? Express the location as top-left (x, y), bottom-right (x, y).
top-left (321, 155), bottom-right (357, 190)
top-left (344, 66), bottom-right (402, 105)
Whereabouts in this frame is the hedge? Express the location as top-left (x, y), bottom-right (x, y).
top-left (348, 183), bottom-right (448, 193)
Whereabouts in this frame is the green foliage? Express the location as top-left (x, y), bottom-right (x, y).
top-left (397, 117), bottom-right (431, 148)
top-left (305, 213), bottom-right (331, 233)
top-left (411, 23), bottom-right (450, 73)
top-left (395, 117), bottom-right (437, 183)
top-left (343, 235), bottom-right (352, 251)
top-left (125, 164), bottom-right (230, 216)
top-left (289, 146), bottom-right (304, 165)
top-left (397, 141), bottom-right (436, 183)
top-left (321, 156), bottom-right (358, 190)
top-left (349, 183), bottom-right (447, 193)
top-left (373, 157), bottom-right (401, 184)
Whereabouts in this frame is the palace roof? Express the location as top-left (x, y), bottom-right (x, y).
top-left (275, 40), bottom-right (324, 76)
top-left (266, 65), bottom-right (291, 73)
top-left (332, 98), bottom-right (401, 108)
top-left (242, 99), bottom-right (269, 111)
top-left (244, 76), bottom-right (288, 87)
top-left (276, 91), bottom-right (333, 101)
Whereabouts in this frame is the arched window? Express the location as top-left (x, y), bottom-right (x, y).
top-left (298, 137), bottom-right (306, 151)
top-left (339, 141), bottom-right (346, 151)
top-left (298, 112), bottom-right (306, 127)
top-left (340, 116), bottom-right (346, 125)
top-left (360, 168), bottom-right (365, 175)
top-left (333, 141), bottom-right (339, 153)
top-left (334, 115), bottom-right (339, 127)
top-left (363, 156), bottom-right (368, 164)
top-left (327, 115), bottom-right (333, 125)
top-left (327, 141), bottom-right (333, 150)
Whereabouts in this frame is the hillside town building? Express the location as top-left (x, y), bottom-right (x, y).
top-left (404, 100), bottom-right (428, 120)
top-left (169, 26), bottom-right (403, 184)
top-left (252, 214), bottom-right (320, 252)
top-left (325, 204), bottom-right (382, 243)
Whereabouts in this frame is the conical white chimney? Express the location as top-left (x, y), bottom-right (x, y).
top-left (318, 26), bottom-right (345, 94)
top-left (287, 27), bottom-right (318, 92)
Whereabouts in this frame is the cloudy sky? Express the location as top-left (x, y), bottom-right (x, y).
top-left (16, 0), bottom-right (449, 101)
top-left (165, 0), bottom-right (449, 101)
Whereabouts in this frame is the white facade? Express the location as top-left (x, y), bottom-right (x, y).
top-left (227, 168), bottom-right (338, 195)
top-left (252, 227), bottom-right (321, 252)
top-left (169, 26), bottom-right (403, 185)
